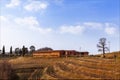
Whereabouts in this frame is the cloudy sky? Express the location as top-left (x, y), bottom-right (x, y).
top-left (0, 0), bottom-right (119, 54)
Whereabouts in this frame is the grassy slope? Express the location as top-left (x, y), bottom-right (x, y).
top-left (0, 54), bottom-right (120, 80)
top-left (96, 51), bottom-right (120, 58)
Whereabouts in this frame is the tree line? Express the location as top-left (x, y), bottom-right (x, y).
top-left (0, 45), bottom-right (35, 57)
top-left (0, 37), bottom-right (111, 58)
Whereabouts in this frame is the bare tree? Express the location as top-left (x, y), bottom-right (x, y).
top-left (97, 38), bottom-right (109, 58)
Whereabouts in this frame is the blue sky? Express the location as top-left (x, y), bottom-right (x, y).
top-left (0, 0), bottom-right (120, 54)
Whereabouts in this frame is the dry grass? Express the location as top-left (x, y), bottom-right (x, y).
top-left (96, 51), bottom-right (120, 58)
top-left (0, 60), bottom-right (19, 80)
top-left (0, 56), bottom-right (119, 80)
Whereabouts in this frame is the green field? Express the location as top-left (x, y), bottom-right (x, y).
top-left (0, 55), bottom-right (120, 80)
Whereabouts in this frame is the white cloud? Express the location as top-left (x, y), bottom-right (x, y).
top-left (14, 16), bottom-right (52, 34)
top-left (1, 16), bottom-right (52, 35)
top-left (24, 1), bottom-right (48, 11)
top-left (83, 22), bottom-right (103, 29)
top-left (0, 16), bottom-right (12, 28)
top-left (104, 23), bottom-right (117, 35)
top-left (1, 16), bottom-right (118, 36)
top-left (30, 26), bottom-right (52, 34)
top-left (105, 27), bottom-right (116, 35)
top-left (83, 22), bottom-right (118, 35)
top-left (14, 16), bottom-right (39, 27)
top-left (0, 15), bottom-right (53, 51)
top-left (60, 25), bottom-right (85, 35)
top-left (59, 22), bottom-right (103, 35)
top-left (0, 16), bottom-right (8, 22)
top-left (59, 22), bottom-right (119, 35)
top-left (6, 0), bottom-right (20, 8)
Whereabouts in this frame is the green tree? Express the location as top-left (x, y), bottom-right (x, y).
top-left (25, 48), bottom-right (28, 54)
top-left (19, 49), bottom-right (22, 56)
top-left (97, 38), bottom-right (109, 58)
top-left (10, 46), bottom-right (12, 55)
top-left (30, 45), bottom-right (35, 54)
top-left (22, 46), bottom-right (26, 56)
top-left (2, 46), bottom-right (5, 56)
top-left (0, 50), bottom-right (1, 54)
top-left (15, 48), bottom-right (20, 56)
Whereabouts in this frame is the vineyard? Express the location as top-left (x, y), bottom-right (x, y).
top-left (2, 56), bottom-right (118, 80)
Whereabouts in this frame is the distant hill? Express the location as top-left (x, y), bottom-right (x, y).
top-left (96, 51), bottom-right (120, 58)
top-left (37, 47), bottom-right (53, 51)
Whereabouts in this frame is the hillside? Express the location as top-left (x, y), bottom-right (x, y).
top-left (96, 51), bottom-right (120, 58)
top-left (0, 57), bottom-right (119, 80)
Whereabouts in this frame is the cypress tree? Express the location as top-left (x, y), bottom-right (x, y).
top-left (2, 46), bottom-right (5, 56)
top-left (10, 46), bottom-right (12, 55)
top-left (22, 46), bottom-right (25, 56)
top-left (0, 50), bottom-right (1, 54)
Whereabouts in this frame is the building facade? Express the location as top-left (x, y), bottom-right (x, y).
top-left (33, 50), bottom-right (89, 57)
